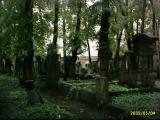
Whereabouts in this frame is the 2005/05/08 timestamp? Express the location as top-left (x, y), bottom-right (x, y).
top-left (130, 111), bottom-right (156, 116)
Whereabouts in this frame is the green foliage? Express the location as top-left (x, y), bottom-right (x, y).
top-left (108, 83), bottom-right (129, 92)
top-left (33, 5), bottom-right (53, 56)
top-left (112, 92), bottom-right (159, 112)
top-left (0, 75), bottom-right (74, 119)
top-left (60, 80), bottom-right (131, 96)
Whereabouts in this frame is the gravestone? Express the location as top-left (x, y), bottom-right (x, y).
top-left (132, 33), bottom-right (158, 87)
top-left (46, 44), bottom-right (60, 90)
top-left (35, 55), bottom-right (46, 74)
top-left (119, 33), bottom-right (158, 87)
top-left (5, 59), bottom-right (12, 75)
top-left (36, 56), bottom-right (42, 74)
top-left (132, 33), bottom-right (158, 71)
top-left (25, 80), bottom-right (44, 105)
top-left (96, 75), bottom-right (109, 106)
top-left (0, 58), bottom-right (5, 73)
top-left (64, 56), bottom-right (71, 81)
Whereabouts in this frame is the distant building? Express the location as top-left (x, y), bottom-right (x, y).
top-left (76, 56), bottom-right (98, 68)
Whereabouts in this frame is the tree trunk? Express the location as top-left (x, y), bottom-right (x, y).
top-left (46, 0), bottom-right (60, 90)
top-left (70, 1), bottom-right (82, 78)
top-left (155, 20), bottom-right (158, 37)
top-left (124, 0), bottom-right (132, 50)
top-left (136, 19), bottom-right (139, 34)
top-left (157, 19), bottom-right (160, 37)
top-left (53, 0), bottom-right (59, 51)
top-left (141, 0), bottom-right (146, 33)
top-left (87, 39), bottom-right (92, 65)
top-left (97, 0), bottom-right (110, 104)
top-left (63, 19), bottom-right (66, 58)
top-left (114, 30), bottom-right (123, 67)
top-left (63, 17), bottom-right (67, 81)
top-left (150, 0), bottom-right (156, 36)
top-left (23, 0), bottom-right (33, 81)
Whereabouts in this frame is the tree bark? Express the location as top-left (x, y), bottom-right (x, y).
top-left (157, 19), bottom-right (160, 37)
top-left (63, 18), bottom-right (66, 58)
top-left (63, 16), bottom-right (67, 81)
top-left (97, 0), bottom-right (110, 104)
top-left (46, 0), bottom-right (60, 90)
top-left (141, 0), bottom-right (146, 33)
top-left (114, 30), bottom-right (123, 67)
top-left (136, 19), bottom-right (139, 34)
top-left (87, 39), bottom-right (92, 65)
top-left (150, 0), bottom-right (156, 36)
top-left (23, 0), bottom-right (33, 81)
top-left (53, 0), bottom-right (59, 51)
top-left (70, 1), bottom-right (82, 78)
top-left (126, 0), bottom-right (132, 50)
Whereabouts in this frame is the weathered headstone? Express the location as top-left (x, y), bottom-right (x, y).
top-left (46, 45), bottom-right (60, 90)
top-left (25, 80), bottom-right (44, 105)
top-left (64, 56), bottom-right (72, 81)
top-left (5, 59), bottom-right (12, 75)
top-left (96, 75), bottom-right (109, 106)
top-left (118, 33), bottom-right (158, 87)
top-left (132, 33), bottom-right (158, 87)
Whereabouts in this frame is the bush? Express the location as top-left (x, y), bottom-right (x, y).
top-left (0, 75), bottom-right (74, 119)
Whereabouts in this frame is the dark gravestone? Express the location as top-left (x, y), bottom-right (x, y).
top-left (25, 80), bottom-right (44, 105)
top-left (76, 62), bottom-right (81, 74)
top-left (23, 56), bottom-right (33, 80)
top-left (64, 56), bottom-right (72, 81)
top-left (15, 57), bottom-right (25, 87)
top-left (5, 59), bottom-right (12, 75)
top-left (0, 58), bottom-right (3, 73)
top-left (35, 55), bottom-right (46, 74)
top-left (119, 33), bottom-right (158, 87)
top-left (132, 33), bottom-right (158, 87)
top-left (0, 59), bottom-right (6, 73)
top-left (46, 53), bottom-right (60, 90)
top-left (15, 57), bottom-right (23, 77)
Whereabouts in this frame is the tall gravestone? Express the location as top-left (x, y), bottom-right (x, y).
top-left (0, 58), bottom-right (4, 73)
top-left (132, 33), bottom-right (158, 87)
top-left (64, 56), bottom-right (74, 81)
top-left (5, 59), bottom-right (12, 75)
top-left (46, 44), bottom-right (60, 90)
top-left (119, 33), bottom-right (158, 87)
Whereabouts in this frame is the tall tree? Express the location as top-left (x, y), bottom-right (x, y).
top-left (46, 0), bottom-right (60, 90)
top-left (150, 0), bottom-right (156, 35)
top-left (97, 0), bottom-right (111, 103)
top-left (70, 0), bottom-right (82, 78)
top-left (53, 0), bottom-right (59, 52)
top-left (22, 0), bottom-right (34, 80)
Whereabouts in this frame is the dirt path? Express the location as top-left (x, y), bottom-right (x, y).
top-left (40, 90), bottom-right (116, 119)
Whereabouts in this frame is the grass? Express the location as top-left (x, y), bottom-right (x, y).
top-left (0, 75), bottom-right (74, 119)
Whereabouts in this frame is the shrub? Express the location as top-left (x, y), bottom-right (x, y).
top-left (0, 75), bottom-right (74, 119)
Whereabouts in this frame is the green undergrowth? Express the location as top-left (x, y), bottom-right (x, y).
top-left (61, 80), bottom-right (130, 93)
top-left (0, 75), bottom-right (74, 119)
top-left (60, 80), bottom-right (132, 101)
top-left (112, 92), bottom-right (160, 114)
top-left (109, 83), bottom-right (129, 92)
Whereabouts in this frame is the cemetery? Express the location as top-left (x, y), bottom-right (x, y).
top-left (0, 0), bottom-right (160, 119)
